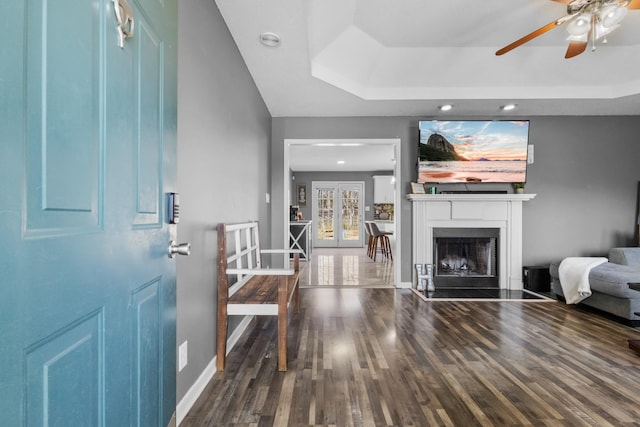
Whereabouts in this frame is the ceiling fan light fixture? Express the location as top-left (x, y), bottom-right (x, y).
top-left (596, 23), bottom-right (619, 39)
top-left (567, 14), bottom-right (592, 36)
top-left (601, 4), bottom-right (627, 28)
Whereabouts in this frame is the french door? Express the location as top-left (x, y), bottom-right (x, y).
top-left (312, 182), bottom-right (364, 248)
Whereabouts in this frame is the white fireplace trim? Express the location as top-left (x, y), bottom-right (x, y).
top-left (408, 194), bottom-right (536, 290)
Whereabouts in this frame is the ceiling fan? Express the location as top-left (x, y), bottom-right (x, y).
top-left (496, 0), bottom-right (640, 58)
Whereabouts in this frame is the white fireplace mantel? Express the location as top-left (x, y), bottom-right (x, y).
top-left (408, 193), bottom-right (536, 290)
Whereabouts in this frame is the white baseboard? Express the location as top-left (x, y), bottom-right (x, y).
top-left (176, 315), bottom-right (254, 425)
top-left (397, 281), bottom-right (412, 289)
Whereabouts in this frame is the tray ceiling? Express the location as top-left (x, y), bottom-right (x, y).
top-left (215, 0), bottom-right (640, 117)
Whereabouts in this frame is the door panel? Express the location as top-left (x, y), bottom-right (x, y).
top-left (25, 311), bottom-right (104, 427)
top-left (0, 0), bottom-right (178, 425)
top-left (25, 0), bottom-right (102, 235)
top-left (134, 13), bottom-right (163, 226)
top-left (132, 278), bottom-right (163, 427)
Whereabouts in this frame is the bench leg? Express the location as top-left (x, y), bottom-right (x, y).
top-left (277, 312), bottom-right (288, 371)
top-left (294, 282), bottom-right (300, 314)
top-left (278, 275), bottom-right (288, 371)
top-left (293, 254), bottom-right (300, 314)
top-left (216, 307), bottom-right (228, 371)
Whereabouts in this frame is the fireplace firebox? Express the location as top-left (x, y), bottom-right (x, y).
top-left (433, 228), bottom-right (499, 288)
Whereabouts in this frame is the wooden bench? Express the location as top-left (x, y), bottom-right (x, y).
top-left (216, 221), bottom-right (301, 372)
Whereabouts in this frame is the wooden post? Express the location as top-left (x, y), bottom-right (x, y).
top-left (277, 274), bottom-right (288, 371)
top-left (293, 253), bottom-right (300, 314)
top-left (216, 223), bottom-right (229, 371)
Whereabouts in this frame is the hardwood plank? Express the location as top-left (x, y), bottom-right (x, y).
top-left (182, 288), bottom-right (640, 427)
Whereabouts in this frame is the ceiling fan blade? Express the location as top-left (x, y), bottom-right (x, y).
top-left (495, 20), bottom-right (560, 56)
top-left (564, 40), bottom-right (588, 58)
top-left (627, 0), bottom-right (640, 9)
top-left (565, 14), bottom-right (595, 59)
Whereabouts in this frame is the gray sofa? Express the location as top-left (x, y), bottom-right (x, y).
top-left (550, 247), bottom-right (640, 323)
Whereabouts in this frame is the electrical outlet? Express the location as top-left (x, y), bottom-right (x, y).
top-left (178, 341), bottom-right (188, 372)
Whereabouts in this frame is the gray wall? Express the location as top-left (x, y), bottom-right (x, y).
top-left (522, 116), bottom-right (640, 262)
top-left (272, 116), bottom-right (640, 282)
top-left (177, 0), bottom-right (271, 401)
top-left (291, 171), bottom-right (393, 222)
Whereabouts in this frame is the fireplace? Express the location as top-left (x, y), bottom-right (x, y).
top-left (433, 228), bottom-right (499, 288)
top-left (409, 193), bottom-right (535, 290)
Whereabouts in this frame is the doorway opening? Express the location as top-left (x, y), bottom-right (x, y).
top-left (284, 138), bottom-right (402, 287)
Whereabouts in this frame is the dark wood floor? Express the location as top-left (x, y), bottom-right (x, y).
top-left (181, 288), bottom-right (640, 426)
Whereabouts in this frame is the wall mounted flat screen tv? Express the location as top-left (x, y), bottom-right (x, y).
top-left (418, 120), bottom-right (529, 183)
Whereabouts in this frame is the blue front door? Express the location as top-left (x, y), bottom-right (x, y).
top-left (0, 0), bottom-right (177, 425)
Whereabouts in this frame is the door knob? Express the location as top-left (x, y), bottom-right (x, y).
top-left (169, 241), bottom-right (191, 258)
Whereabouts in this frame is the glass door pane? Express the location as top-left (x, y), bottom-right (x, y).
top-left (339, 185), bottom-right (362, 247)
top-left (314, 187), bottom-right (335, 246)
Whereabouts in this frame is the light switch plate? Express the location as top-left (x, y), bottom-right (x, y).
top-left (527, 145), bottom-right (534, 164)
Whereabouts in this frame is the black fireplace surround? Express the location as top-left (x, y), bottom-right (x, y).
top-left (433, 228), bottom-right (499, 288)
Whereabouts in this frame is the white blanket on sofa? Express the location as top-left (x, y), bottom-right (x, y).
top-left (558, 257), bottom-right (608, 304)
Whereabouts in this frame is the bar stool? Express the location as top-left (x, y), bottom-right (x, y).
top-left (364, 221), bottom-right (374, 258)
top-left (369, 221), bottom-right (393, 261)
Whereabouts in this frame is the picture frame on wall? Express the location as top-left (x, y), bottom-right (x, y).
top-left (297, 184), bottom-right (307, 206)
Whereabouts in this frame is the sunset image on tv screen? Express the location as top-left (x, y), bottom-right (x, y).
top-left (418, 120), bottom-right (529, 183)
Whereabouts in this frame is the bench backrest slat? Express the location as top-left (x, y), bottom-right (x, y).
top-left (245, 226), bottom-right (255, 270)
top-left (218, 221), bottom-right (264, 297)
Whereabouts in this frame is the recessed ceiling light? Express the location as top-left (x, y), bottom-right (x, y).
top-left (438, 104), bottom-right (453, 111)
top-left (337, 160), bottom-right (345, 165)
top-left (259, 32), bottom-right (281, 47)
top-left (501, 104), bottom-right (517, 111)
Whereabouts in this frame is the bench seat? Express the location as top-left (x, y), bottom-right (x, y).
top-left (226, 274), bottom-right (300, 315)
